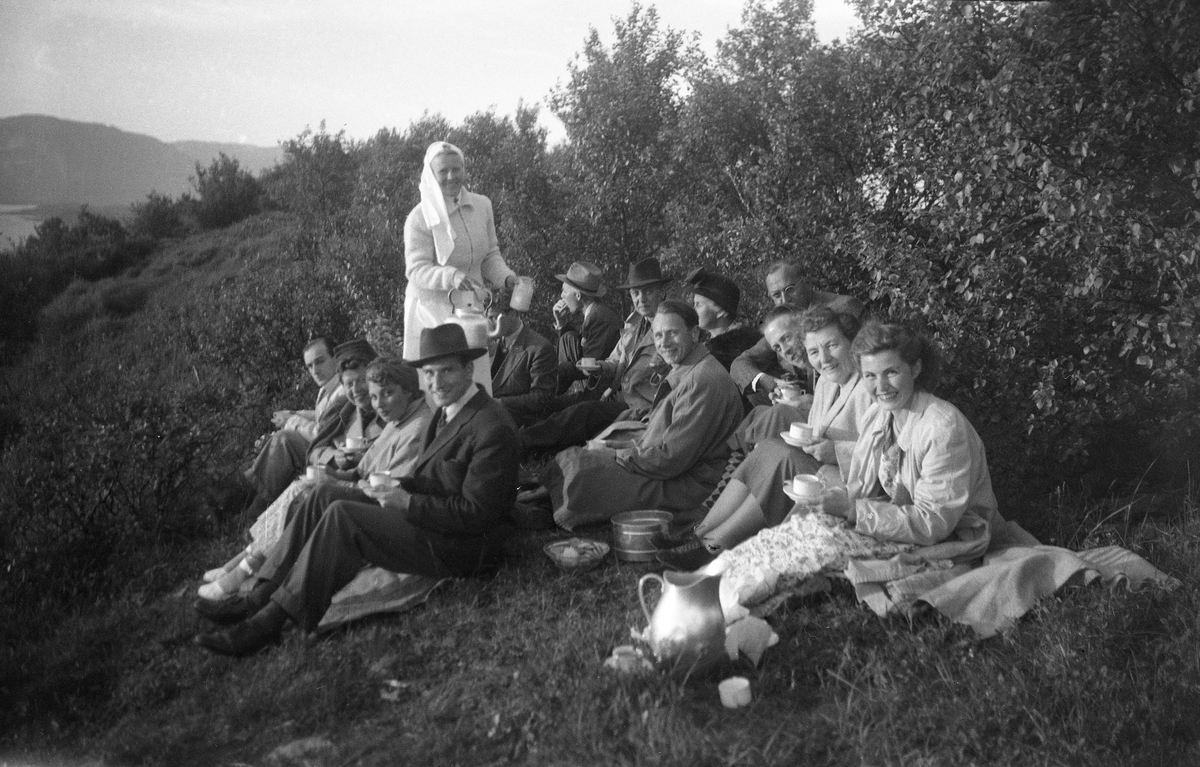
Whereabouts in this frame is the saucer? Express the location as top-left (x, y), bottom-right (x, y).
top-left (782, 484), bottom-right (822, 504)
top-left (779, 431), bottom-right (815, 449)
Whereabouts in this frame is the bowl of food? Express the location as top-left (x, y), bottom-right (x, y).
top-left (544, 538), bottom-right (610, 572)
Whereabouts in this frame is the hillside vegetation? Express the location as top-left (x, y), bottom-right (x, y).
top-left (1, 1), bottom-right (1199, 764)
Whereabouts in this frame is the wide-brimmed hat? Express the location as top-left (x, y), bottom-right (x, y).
top-left (333, 338), bottom-right (377, 365)
top-left (406, 324), bottom-right (488, 367)
top-left (616, 258), bottom-right (671, 290)
top-left (555, 261), bottom-right (608, 297)
top-left (685, 267), bottom-right (741, 319)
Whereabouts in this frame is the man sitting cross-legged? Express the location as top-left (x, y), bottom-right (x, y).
top-left (486, 290), bottom-right (557, 427)
top-left (541, 300), bottom-right (743, 530)
top-left (195, 324), bottom-right (521, 657)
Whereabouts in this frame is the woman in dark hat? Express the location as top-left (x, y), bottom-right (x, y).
top-left (686, 267), bottom-right (762, 373)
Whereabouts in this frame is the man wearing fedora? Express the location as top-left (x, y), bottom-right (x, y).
top-left (196, 324), bottom-right (520, 657)
top-left (486, 289), bottom-right (558, 427)
top-left (519, 257), bottom-right (671, 455)
top-left (551, 261), bottom-right (622, 396)
top-left (731, 261), bottom-right (864, 409)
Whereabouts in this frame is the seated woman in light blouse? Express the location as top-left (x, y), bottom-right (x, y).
top-left (658, 308), bottom-right (871, 569)
top-left (707, 321), bottom-right (1005, 611)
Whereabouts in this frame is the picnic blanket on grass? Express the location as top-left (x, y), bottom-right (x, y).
top-left (705, 512), bottom-right (1180, 637)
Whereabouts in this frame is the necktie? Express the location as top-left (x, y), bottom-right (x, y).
top-left (876, 412), bottom-right (902, 500)
top-left (491, 339), bottom-right (507, 378)
top-left (433, 409), bottom-right (448, 439)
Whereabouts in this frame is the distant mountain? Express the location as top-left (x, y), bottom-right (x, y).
top-left (172, 140), bottom-right (281, 176)
top-left (0, 115), bottom-right (281, 207)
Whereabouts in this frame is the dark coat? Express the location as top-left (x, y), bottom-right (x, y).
top-left (491, 324), bottom-right (558, 423)
top-left (401, 388), bottom-right (521, 572)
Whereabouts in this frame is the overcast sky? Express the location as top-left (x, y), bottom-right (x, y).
top-left (1, 0), bottom-right (859, 147)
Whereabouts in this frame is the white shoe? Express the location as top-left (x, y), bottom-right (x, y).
top-left (202, 567), bottom-right (227, 583)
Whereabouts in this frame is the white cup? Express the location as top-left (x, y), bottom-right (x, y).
top-left (791, 474), bottom-right (824, 500)
top-left (344, 436), bottom-right (366, 451)
top-left (718, 676), bottom-right (752, 708)
top-left (580, 356), bottom-right (597, 368)
top-left (510, 276), bottom-right (534, 312)
top-left (368, 472), bottom-right (393, 488)
top-left (788, 421), bottom-right (813, 443)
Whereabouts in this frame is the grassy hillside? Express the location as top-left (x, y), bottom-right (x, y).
top-left (1, 214), bottom-right (1198, 766)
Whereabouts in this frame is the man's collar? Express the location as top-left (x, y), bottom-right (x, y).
top-left (443, 383), bottom-right (480, 424)
top-left (666, 343), bottom-right (709, 385)
top-left (503, 318), bottom-right (524, 347)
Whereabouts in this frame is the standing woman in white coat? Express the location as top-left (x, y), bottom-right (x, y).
top-left (403, 141), bottom-right (517, 394)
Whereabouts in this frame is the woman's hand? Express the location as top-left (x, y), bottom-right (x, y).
top-left (325, 468), bottom-right (356, 482)
top-left (815, 486), bottom-right (853, 520)
top-left (504, 274), bottom-right (518, 291)
top-left (802, 438), bottom-right (837, 465)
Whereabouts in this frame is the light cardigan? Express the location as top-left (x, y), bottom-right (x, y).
top-left (355, 399), bottom-right (432, 479)
top-left (808, 372), bottom-right (872, 481)
top-left (402, 189), bottom-right (515, 360)
top-left (844, 390), bottom-right (1000, 563)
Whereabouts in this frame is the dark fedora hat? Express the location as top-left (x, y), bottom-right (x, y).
top-left (685, 267), bottom-right (741, 319)
top-left (333, 337), bottom-right (377, 365)
top-left (406, 324), bottom-right (488, 367)
top-left (555, 261), bottom-right (608, 297)
top-left (615, 258), bottom-right (671, 289)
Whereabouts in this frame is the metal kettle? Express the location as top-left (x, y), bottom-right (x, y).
top-left (446, 287), bottom-right (492, 394)
top-left (637, 570), bottom-right (726, 676)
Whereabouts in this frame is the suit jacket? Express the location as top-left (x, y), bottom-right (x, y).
top-left (401, 387), bottom-right (521, 542)
top-left (556, 301), bottom-right (623, 387)
top-left (730, 290), bottom-right (865, 403)
top-left (306, 400), bottom-right (381, 467)
top-left (491, 324), bottom-right (557, 416)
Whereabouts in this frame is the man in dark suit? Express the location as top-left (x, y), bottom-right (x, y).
top-left (196, 324), bottom-right (520, 657)
top-left (731, 261), bottom-right (864, 408)
top-left (551, 261), bottom-right (622, 396)
top-left (486, 293), bottom-right (557, 427)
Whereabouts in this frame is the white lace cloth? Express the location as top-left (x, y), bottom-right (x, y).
top-left (701, 511), bottom-right (914, 623)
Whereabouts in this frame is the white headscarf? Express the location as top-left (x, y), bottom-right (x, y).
top-left (419, 141), bottom-right (465, 266)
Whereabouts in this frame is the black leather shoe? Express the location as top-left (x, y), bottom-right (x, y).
top-left (194, 581), bottom-right (274, 625)
top-left (195, 603), bottom-right (288, 657)
top-left (656, 539), bottom-right (718, 571)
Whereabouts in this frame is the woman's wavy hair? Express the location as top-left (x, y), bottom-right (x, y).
top-left (850, 321), bottom-right (942, 392)
top-left (366, 356), bottom-right (420, 396)
top-left (797, 307), bottom-right (862, 344)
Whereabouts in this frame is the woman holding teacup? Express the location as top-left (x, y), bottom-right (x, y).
top-left (658, 308), bottom-right (871, 570)
top-left (702, 322), bottom-right (1007, 612)
top-left (199, 357), bottom-right (430, 601)
top-left (403, 141), bottom-right (524, 365)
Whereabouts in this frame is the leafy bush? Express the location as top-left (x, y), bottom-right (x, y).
top-left (129, 191), bottom-right (191, 240)
top-left (191, 153), bottom-right (262, 229)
